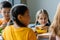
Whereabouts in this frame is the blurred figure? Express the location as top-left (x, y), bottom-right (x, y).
top-left (49, 3), bottom-right (60, 40)
top-left (0, 1), bottom-right (12, 29)
top-left (2, 4), bottom-right (37, 40)
top-left (35, 9), bottom-right (51, 34)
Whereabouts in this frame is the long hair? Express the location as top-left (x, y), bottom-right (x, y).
top-left (49, 3), bottom-right (60, 36)
top-left (35, 9), bottom-right (51, 26)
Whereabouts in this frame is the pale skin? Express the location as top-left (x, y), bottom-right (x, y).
top-left (35, 13), bottom-right (49, 39)
top-left (1, 8), bottom-right (11, 22)
top-left (0, 8), bottom-right (11, 29)
top-left (36, 13), bottom-right (48, 30)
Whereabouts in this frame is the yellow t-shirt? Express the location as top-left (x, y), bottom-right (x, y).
top-left (36, 26), bottom-right (48, 34)
top-left (2, 25), bottom-right (37, 40)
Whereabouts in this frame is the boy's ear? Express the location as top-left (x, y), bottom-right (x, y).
top-left (18, 15), bottom-right (22, 21)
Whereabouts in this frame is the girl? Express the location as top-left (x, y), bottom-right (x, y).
top-left (49, 3), bottom-right (60, 40)
top-left (35, 9), bottom-right (51, 34)
top-left (35, 9), bottom-right (51, 40)
top-left (2, 4), bottom-right (37, 40)
top-left (35, 9), bottom-right (51, 26)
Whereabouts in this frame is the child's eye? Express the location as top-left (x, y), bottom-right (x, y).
top-left (40, 18), bottom-right (43, 20)
top-left (44, 17), bottom-right (47, 20)
top-left (3, 12), bottom-right (6, 14)
top-left (5, 11), bottom-right (10, 14)
top-left (44, 18), bottom-right (46, 20)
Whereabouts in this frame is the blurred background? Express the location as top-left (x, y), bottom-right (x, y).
top-left (0, 0), bottom-right (60, 23)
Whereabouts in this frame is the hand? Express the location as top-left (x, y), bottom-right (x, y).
top-left (0, 22), bottom-right (7, 29)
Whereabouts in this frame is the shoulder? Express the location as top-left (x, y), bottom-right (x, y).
top-left (3, 25), bottom-right (13, 32)
top-left (25, 27), bottom-right (34, 33)
top-left (2, 25), bottom-right (13, 39)
top-left (26, 28), bottom-right (36, 35)
top-left (2, 25), bottom-right (13, 36)
top-left (26, 27), bottom-right (33, 31)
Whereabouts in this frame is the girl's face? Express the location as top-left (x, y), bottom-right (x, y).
top-left (37, 13), bottom-right (48, 25)
top-left (18, 10), bottom-right (30, 26)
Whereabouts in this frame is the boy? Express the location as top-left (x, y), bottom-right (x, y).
top-left (0, 1), bottom-right (12, 29)
top-left (2, 4), bottom-right (37, 40)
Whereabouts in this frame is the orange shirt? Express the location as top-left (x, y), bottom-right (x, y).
top-left (0, 19), bottom-right (3, 25)
top-left (0, 18), bottom-right (9, 28)
top-left (0, 18), bottom-right (8, 25)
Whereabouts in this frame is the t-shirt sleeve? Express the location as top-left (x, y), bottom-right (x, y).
top-left (2, 26), bottom-right (13, 40)
top-left (28, 29), bottom-right (37, 40)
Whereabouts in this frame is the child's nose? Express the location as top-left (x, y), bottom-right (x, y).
top-left (43, 19), bottom-right (45, 21)
top-left (43, 19), bottom-right (45, 22)
top-left (5, 13), bottom-right (9, 16)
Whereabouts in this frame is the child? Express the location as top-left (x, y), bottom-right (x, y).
top-left (35, 9), bottom-right (51, 26)
top-left (0, 1), bottom-right (12, 29)
top-left (35, 9), bottom-right (51, 34)
top-left (2, 4), bottom-right (37, 40)
top-left (49, 3), bottom-right (60, 40)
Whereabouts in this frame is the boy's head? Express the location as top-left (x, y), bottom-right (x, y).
top-left (0, 1), bottom-right (12, 21)
top-left (11, 4), bottom-right (30, 27)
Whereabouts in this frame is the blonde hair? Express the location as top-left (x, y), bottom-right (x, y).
top-left (49, 3), bottom-right (60, 37)
top-left (35, 9), bottom-right (51, 26)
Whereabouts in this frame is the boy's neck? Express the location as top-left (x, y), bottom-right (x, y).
top-left (14, 22), bottom-right (27, 28)
top-left (14, 22), bottom-right (21, 28)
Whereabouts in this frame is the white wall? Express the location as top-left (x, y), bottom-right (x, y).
top-left (27, 0), bottom-right (60, 23)
top-left (8, 0), bottom-right (21, 5)
top-left (0, 0), bottom-right (21, 18)
top-left (0, 0), bottom-right (7, 2)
